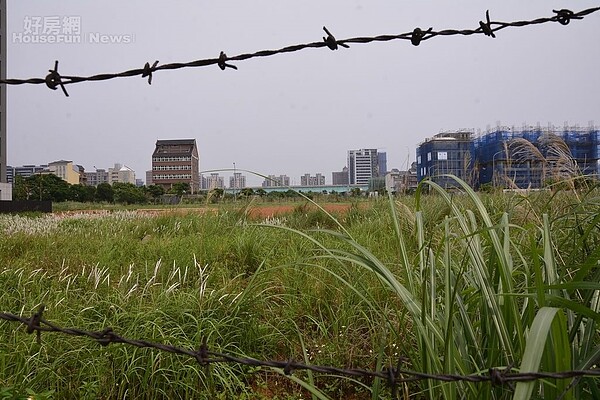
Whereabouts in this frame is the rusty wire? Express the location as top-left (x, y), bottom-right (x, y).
top-left (0, 7), bottom-right (598, 97)
top-left (1, 305), bottom-right (600, 398)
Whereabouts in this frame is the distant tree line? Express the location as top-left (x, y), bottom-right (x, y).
top-left (12, 175), bottom-right (173, 204)
top-left (208, 188), bottom-right (362, 203)
top-left (11, 175), bottom-right (364, 204)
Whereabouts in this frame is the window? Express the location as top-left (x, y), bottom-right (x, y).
top-left (152, 156), bottom-right (192, 162)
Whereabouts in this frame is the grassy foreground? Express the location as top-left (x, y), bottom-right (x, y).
top-left (1, 180), bottom-right (600, 399)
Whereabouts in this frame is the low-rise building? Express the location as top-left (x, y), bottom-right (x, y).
top-left (108, 163), bottom-right (136, 185)
top-left (145, 170), bottom-right (153, 186)
top-left (6, 164), bottom-right (48, 183)
top-left (332, 167), bottom-right (349, 185)
top-left (47, 160), bottom-right (81, 185)
top-left (386, 164), bottom-right (418, 194)
top-left (152, 139), bottom-right (200, 193)
top-left (0, 182), bottom-right (11, 201)
top-left (85, 169), bottom-right (109, 187)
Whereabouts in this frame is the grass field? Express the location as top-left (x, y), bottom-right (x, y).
top-left (1, 181), bottom-right (600, 399)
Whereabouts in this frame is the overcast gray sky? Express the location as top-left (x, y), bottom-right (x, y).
top-left (6, 1), bottom-right (600, 186)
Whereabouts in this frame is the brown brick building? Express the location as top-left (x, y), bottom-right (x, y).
top-left (151, 139), bottom-right (199, 193)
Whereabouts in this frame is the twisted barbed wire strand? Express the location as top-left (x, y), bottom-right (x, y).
top-left (0, 7), bottom-right (597, 96)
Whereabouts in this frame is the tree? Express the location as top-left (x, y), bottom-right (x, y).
top-left (208, 188), bottom-right (224, 203)
top-left (267, 191), bottom-right (284, 199)
top-left (12, 175), bottom-right (29, 200)
top-left (69, 184), bottom-right (96, 202)
top-left (255, 188), bottom-right (267, 197)
top-left (21, 174), bottom-right (71, 202)
top-left (95, 182), bottom-right (114, 203)
top-left (113, 182), bottom-right (146, 204)
top-left (240, 188), bottom-right (255, 197)
top-left (169, 182), bottom-right (190, 196)
top-left (146, 184), bottom-right (165, 203)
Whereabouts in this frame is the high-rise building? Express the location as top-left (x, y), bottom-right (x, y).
top-left (262, 174), bottom-right (290, 187)
top-left (152, 139), bottom-right (200, 193)
top-left (203, 173), bottom-right (224, 190)
top-left (347, 149), bottom-right (382, 185)
top-left (378, 152), bottom-right (388, 176)
top-left (145, 170), bottom-right (153, 186)
top-left (300, 173), bottom-right (325, 186)
top-left (229, 172), bottom-right (246, 189)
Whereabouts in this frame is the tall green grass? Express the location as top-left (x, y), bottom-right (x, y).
top-left (1, 183), bottom-right (599, 399)
top-left (266, 177), bottom-right (600, 399)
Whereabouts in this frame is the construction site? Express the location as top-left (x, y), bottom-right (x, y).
top-left (417, 123), bottom-right (600, 189)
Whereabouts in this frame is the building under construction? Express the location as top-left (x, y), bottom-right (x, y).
top-left (416, 130), bottom-right (475, 188)
top-left (417, 124), bottom-right (600, 189)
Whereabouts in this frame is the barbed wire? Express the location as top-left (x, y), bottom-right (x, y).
top-left (1, 7), bottom-right (598, 97)
top-left (2, 305), bottom-right (600, 399)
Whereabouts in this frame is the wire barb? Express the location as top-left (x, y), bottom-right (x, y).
top-left (322, 26), bottom-right (350, 50)
top-left (479, 10), bottom-right (496, 38)
top-left (386, 364), bottom-right (399, 399)
top-left (283, 359), bottom-right (295, 376)
top-left (142, 60), bottom-right (159, 85)
top-left (195, 337), bottom-right (209, 366)
top-left (553, 9), bottom-right (582, 26)
top-left (218, 51), bottom-right (238, 71)
top-left (411, 27), bottom-right (433, 46)
top-left (45, 61), bottom-right (69, 97)
top-left (96, 328), bottom-right (115, 346)
top-left (26, 304), bottom-right (45, 344)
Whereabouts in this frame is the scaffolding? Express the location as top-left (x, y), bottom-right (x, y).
top-left (473, 124), bottom-right (600, 188)
top-left (417, 123), bottom-right (600, 189)
top-left (416, 130), bottom-right (475, 188)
